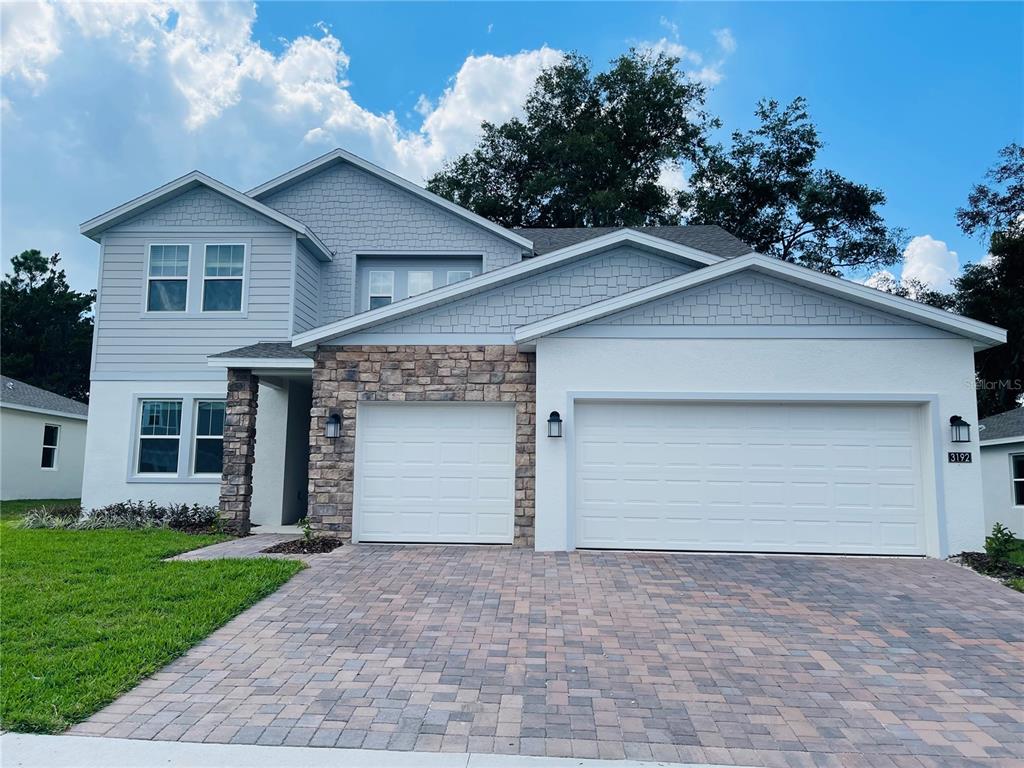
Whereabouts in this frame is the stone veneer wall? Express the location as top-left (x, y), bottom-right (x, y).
top-left (219, 369), bottom-right (259, 535)
top-left (309, 345), bottom-right (536, 545)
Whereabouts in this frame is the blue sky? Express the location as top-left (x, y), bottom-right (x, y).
top-left (2, 2), bottom-right (1021, 293)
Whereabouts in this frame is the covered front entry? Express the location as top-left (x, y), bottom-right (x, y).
top-left (354, 402), bottom-right (516, 543)
top-left (574, 400), bottom-right (928, 555)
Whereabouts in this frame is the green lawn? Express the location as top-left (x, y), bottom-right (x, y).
top-left (0, 523), bottom-right (303, 732)
top-left (0, 497), bottom-right (79, 523)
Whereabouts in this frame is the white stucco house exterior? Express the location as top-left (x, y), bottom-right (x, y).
top-left (77, 148), bottom-right (1006, 556)
top-left (979, 408), bottom-right (1024, 536)
top-left (1, 376), bottom-right (88, 501)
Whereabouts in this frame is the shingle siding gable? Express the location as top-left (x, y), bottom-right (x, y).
top-left (116, 186), bottom-right (279, 230)
top-left (595, 273), bottom-right (910, 327)
top-left (259, 162), bottom-right (524, 324)
top-left (364, 245), bottom-right (695, 335)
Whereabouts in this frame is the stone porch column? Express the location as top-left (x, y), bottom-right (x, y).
top-left (219, 368), bottom-right (259, 535)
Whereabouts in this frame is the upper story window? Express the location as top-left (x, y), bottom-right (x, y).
top-left (408, 271), bottom-right (434, 296)
top-left (147, 245), bottom-right (190, 312)
top-left (203, 244), bottom-right (245, 312)
top-left (369, 271), bottom-right (394, 309)
top-left (40, 424), bottom-right (59, 469)
top-left (447, 270), bottom-right (473, 285)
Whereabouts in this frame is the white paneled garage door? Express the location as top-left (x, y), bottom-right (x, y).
top-left (355, 403), bottom-right (515, 543)
top-left (574, 401), bottom-right (927, 554)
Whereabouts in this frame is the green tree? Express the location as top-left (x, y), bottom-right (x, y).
top-left (952, 143), bottom-right (1024, 418)
top-left (427, 49), bottom-right (715, 228)
top-left (1, 250), bottom-right (95, 402)
top-left (681, 98), bottom-right (905, 275)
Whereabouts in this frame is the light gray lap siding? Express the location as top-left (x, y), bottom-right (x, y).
top-left (293, 243), bottom-right (321, 333)
top-left (596, 273), bottom-right (911, 326)
top-left (93, 227), bottom-right (296, 376)
top-left (258, 162), bottom-right (525, 324)
top-left (361, 246), bottom-right (695, 336)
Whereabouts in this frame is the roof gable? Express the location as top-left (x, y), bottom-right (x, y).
top-left (247, 148), bottom-right (532, 250)
top-left (514, 253), bottom-right (1007, 349)
top-left (515, 225), bottom-right (754, 259)
top-left (80, 172), bottom-right (333, 261)
top-left (291, 229), bottom-right (724, 347)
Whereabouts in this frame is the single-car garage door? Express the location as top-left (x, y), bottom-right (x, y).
top-left (574, 401), bottom-right (927, 554)
top-left (355, 403), bottom-right (515, 543)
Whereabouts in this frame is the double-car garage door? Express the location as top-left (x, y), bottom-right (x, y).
top-left (354, 400), bottom-right (928, 554)
top-left (574, 401), bottom-right (927, 554)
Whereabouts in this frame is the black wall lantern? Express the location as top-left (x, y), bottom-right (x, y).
top-left (547, 411), bottom-right (563, 438)
top-left (949, 415), bottom-right (971, 443)
top-left (325, 413), bottom-right (342, 439)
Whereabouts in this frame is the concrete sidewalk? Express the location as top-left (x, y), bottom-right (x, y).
top-left (0, 733), bottom-right (749, 768)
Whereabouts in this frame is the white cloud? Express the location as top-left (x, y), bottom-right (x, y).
top-left (863, 270), bottom-right (898, 291)
top-left (900, 234), bottom-right (959, 292)
top-left (657, 161), bottom-right (688, 195)
top-left (714, 28), bottom-right (737, 54)
top-left (0, 0), bottom-right (61, 86)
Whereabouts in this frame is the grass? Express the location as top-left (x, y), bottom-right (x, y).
top-left (0, 516), bottom-right (303, 733)
top-left (0, 497), bottom-right (79, 523)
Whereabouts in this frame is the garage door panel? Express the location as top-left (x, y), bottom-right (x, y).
top-left (575, 401), bottom-right (927, 554)
top-left (355, 404), bottom-right (515, 543)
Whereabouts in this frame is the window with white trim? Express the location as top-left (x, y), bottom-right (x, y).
top-left (40, 424), bottom-right (59, 469)
top-left (1013, 453), bottom-right (1024, 506)
top-left (193, 400), bottom-right (225, 475)
top-left (368, 270), bottom-right (394, 309)
top-left (447, 270), bottom-right (473, 285)
top-left (202, 244), bottom-right (245, 312)
top-left (137, 400), bottom-right (182, 474)
top-left (147, 245), bottom-right (190, 311)
top-left (408, 270), bottom-right (433, 296)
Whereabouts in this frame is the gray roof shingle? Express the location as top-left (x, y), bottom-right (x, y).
top-left (979, 408), bottom-right (1024, 442)
top-left (514, 225), bottom-right (754, 259)
top-left (0, 376), bottom-right (88, 418)
top-left (208, 342), bottom-right (312, 360)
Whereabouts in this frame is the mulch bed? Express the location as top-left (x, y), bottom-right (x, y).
top-left (261, 537), bottom-right (344, 555)
top-left (951, 551), bottom-right (1024, 581)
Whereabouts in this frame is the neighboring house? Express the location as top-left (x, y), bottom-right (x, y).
top-left (1, 376), bottom-right (88, 501)
top-left (78, 148), bottom-right (1006, 555)
top-left (979, 408), bottom-right (1024, 535)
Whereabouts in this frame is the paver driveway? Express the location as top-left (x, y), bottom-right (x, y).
top-left (73, 546), bottom-right (1024, 766)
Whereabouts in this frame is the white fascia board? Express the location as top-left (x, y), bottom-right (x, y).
top-left (290, 228), bottom-right (726, 348)
top-left (980, 436), bottom-right (1024, 448)
top-left (79, 172), bottom-right (333, 262)
top-left (246, 148), bottom-right (533, 251)
top-left (207, 357), bottom-right (314, 370)
top-left (0, 402), bottom-right (88, 421)
top-left (514, 253), bottom-right (1007, 348)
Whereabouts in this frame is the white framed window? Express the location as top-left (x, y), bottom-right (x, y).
top-left (40, 424), bottom-right (59, 469)
top-left (368, 270), bottom-right (394, 310)
top-left (202, 244), bottom-right (245, 312)
top-left (147, 244), bottom-right (190, 312)
top-left (1013, 453), bottom-right (1024, 506)
top-left (408, 270), bottom-right (433, 297)
top-left (192, 400), bottom-right (226, 476)
top-left (447, 270), bottom-right (473, 285)
top-left (137, 400), bottom-right (182, 474)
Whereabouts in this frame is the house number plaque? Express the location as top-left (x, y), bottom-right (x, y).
top-left (947, 452), bottom-right (972, 463)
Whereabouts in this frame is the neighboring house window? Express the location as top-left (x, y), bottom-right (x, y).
top-left (193, 400), bottom-right (225, 476)
top-left (408, 270), bottom-right (433, 296)
top-left (1013, 454), bottom-right (1024, 506)
top-left (369, 271), bottom-right (394, 309)
top-left (40, 424), bottom-right (59, 469)
top-left (137, 400), bottom-right (182, 474)
top-left (147, 245), bottom-right (190, 312)
top-left (447, 270), bottom-right (473, 285)
top-left (203, 244), bottom-right (245, 312)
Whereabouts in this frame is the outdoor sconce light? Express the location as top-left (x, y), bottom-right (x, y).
top-left (325, 413), bottom-right (342, 439)
top-left (949, 415), bottom-right (971, 443)
top-left (547, 411), bottom-right (563, 438)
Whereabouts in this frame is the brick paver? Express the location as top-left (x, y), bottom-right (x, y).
top-left (72, 547), bottom-right (1024, 766)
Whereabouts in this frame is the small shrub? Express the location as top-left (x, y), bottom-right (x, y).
top-left (985, 523), bottom-right (1018, 562)
top-left (299, 516), bottom-right (315, 543)
top-left (17, 500), bottom-right (221, 533)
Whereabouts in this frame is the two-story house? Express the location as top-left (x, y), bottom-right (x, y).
top-left (79, 148), bottom-right (1005, 556)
